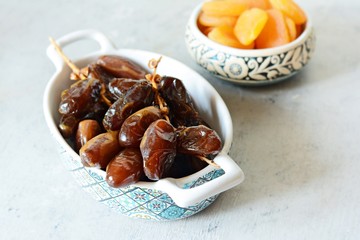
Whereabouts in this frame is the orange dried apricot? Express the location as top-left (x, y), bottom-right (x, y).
top-left (197, 20), bottom-right (208, 33)
top-left (202, 1), bottom-right (248, 17)
top-left (198, 0), bottom-right (306, 49)
top-left (255, 9), bottom-right (289, 49)
top-left (229, 0), bottom-right (271, 10)
top-left (208, 26), bottom-right (255, 49)
top-left (234, 8), bottom-right (268, 46)
top-left (198, 12), bottom-right (238, 27)
top-left (296, 23), bottom-right (304, 38)
top-left (285, 16), bottom-right (296, 41)
top-left (269, 0), bottom-right (306, 24)
top-left (203, 26), bottom-right (215, 36)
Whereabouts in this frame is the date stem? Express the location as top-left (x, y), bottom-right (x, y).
top-left (49, 36), bottom-right (112, 106)
top-left (197, 155), bottom-right (220, 168)
top-left (147, 57), bottom-right (170, 123)
top-left (100, 83), bottom-right (113, 107)
top-left (49, 37), bottom-right (87, 80)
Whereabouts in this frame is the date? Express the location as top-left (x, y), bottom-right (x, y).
top-left (159, 76), bottom-right (202, 127)
top-left (119, 106), bottom-right (162, 147)
top-left (103, 80), bottom-right (155, 131)
top-left (106, 148), bottom-right (144, 188)
top-left (140, 119), bottom-right (177, 180)
top-left (76, 119), bottom-right (102, 151)
top-left (58, 78), bottom-right (102, 117)
top-left (177, 125), bottom-right (222, 156)
top-left (79, 131), bottom-right (120, 169)
top-left (108, 78), bottom-right (144, 100)
top-left (97, 55), bottom-right (148, 80)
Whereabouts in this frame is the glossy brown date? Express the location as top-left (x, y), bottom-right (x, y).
top-left (97, 55), bottom-right (148, 80)
top-left (119, 106), bottom-right (162, 148)
top-left (106, 148), bottom-right (144, 188)
top-left (108, 78), bottom-right (144, 100)
top-left (177, 125), bottom-right (222, 156)
top-left (103, 80), bottom-right (154, 131)
top-left (140, 119), bottom-right (177, 180)
top-left (58, 78), bottom-right (102, 117)
top-left (59, 114), bottom-right (79, 138)
top-left (76, 119), bottom-right (102, 151)
top-left (79, 131), bottom-right (120, 169)
top-left (159, 76), bottom-right (202, 127)
top-left (88, 63), bottom-right (115, 84)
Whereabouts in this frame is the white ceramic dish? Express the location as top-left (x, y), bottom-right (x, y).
top-left (185, 3), bottom-right (316, 86)
top-left (44, 30), bottom-right (244, 220)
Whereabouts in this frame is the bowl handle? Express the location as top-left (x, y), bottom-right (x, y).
top-left (46, 29), bottom-right (115, 71)
top-left (155, 153), bottom-right (245, 208)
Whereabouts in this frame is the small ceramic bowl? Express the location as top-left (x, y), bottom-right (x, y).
top-left (44, 30), bottom-right (244, 221)
top-left (185, 4), bottom-right (316, 86)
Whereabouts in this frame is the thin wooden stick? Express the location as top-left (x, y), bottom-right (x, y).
top-left (100, 83), bottom-right (113, 107)
top-left (197, 155), bottom-right (220, 168)
top-left (147, 57), bottom-right (171, 122)
top-left (49, 37), bottom-right (86, 80)
top-left (49, 36), bottom-right (112, 106)
top-left (148, 56), bottom-right (162, 81)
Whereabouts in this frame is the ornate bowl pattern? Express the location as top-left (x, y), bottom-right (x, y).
top-left (185, 4), bottom-right (316, 86)
top-left (60, 147), bottom-right (224, 221)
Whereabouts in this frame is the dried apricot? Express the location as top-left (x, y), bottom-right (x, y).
top-left (229, 0), bottom-right (271, 10)
top-left (208, 26), bottom-right (255, 49)
top-left (202, 1), bottom-right (248, 17)
top-left (285, 16), bottom-right (297, 41)
top-left (255, 9), bottom-right (289, 49)
top-left (202, 27), bottom-right (214, 36)
top-left (198, 12), bottom-right (238, 27)
top-left (296, 23), bottom-right (304, 38)
top-left (198, 0), bottom-right (306, 49)
top-left (234, 8), bottom-right (268, 46)
top-left (269, 0), bottom-right (306, 24)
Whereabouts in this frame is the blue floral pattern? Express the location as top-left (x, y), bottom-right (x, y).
top-left (185, 25), bottom-right (316, 85)
top-left (59, 149), bottom-right (225, 221)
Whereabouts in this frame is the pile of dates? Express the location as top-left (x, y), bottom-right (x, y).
top-left (58, 55), bottom-right (222, 188)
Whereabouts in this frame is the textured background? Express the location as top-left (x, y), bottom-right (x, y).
top-left (1, 0), bottom-right (360, 239)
